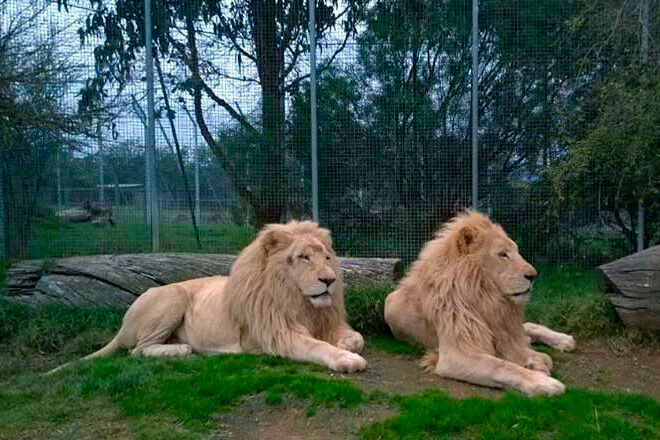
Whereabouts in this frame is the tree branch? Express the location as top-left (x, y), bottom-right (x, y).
top-left (154, 52), bottom-right (201, 247)
top-left (184, 10), bottom-right (257, 209)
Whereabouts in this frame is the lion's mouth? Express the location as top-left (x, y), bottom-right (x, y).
top-left (510, 289), bottom-right (531, 297)
top-left (310, 291), bottom-right (331, 299)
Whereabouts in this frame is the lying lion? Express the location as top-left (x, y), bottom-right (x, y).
top-left (48, 221), bottom-right (366, 374)
top-left (384, 211), bottom-right (575, 396)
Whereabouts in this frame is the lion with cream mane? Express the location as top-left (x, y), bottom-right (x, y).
top-left (384, 211), bottom-right (575, 396)
top-left (48, 221), bottom-right (366, 374)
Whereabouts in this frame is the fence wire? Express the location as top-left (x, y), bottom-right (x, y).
top-left (1, 0), bottom-right (658, 268)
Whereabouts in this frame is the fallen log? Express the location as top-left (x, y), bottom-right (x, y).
top-left (3, 253), bottom-right (402, 307)
top-left (597, 245), bottom-right (660, 331)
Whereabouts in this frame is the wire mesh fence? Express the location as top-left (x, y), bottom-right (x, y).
top-left (1, 0), bottom-right (658, 268)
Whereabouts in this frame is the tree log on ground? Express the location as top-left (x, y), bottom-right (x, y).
top-left (598, 245), bottom-right (660, 331)
top-left (3, 253), bottom-right (402, 307)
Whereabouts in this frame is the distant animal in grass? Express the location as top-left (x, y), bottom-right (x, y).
top-left (47, 220), bottom-right (365, 375)
top-left (384, 211), bottom-right (575, 396)
top-left (57, 201), bottom-right (115, 226)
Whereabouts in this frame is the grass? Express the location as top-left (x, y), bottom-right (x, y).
top-left (525, 265), bottom-right (618, 338)
top-left (28, 215), bottom-right (256, 258)
top-left (361, 389), bottom-right (660, 439)
top-left (2, 356), bottom-right (364, 439)
top-left (0, 266), bottom-right (658, 438)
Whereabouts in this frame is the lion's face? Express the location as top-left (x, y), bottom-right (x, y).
top-left (261, 222), bottom-right (342, 309)
top-left (477, 229), bottom-right (537, 305)
top-left (453, 216), bottom-right (537, 306)
top-left (284, 237), bottom-right (340, 308)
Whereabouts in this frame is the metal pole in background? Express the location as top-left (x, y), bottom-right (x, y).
top-left (471, 0), bottom-right (479, 210)
top-left (97, 122), bottom-right (105, 206)
top-left (309, 0), bottom-right (319, 223)
top-left (56, 148), bottom-right (62, 214)
top-left (145, 0), bottom-right (159, 251)
top-left (194, 121), bottom-right (201, 224)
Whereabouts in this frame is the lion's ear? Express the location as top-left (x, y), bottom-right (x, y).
top-left (456, 225), bottom-right (478, 255)
top-left (261, 225), bottom-right (293, 256)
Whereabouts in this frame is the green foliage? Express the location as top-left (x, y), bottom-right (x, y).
top-left (345, 281), bottom-right (396, 336)
top-left (360, 389), bottom-right (660, 439)
top-left (549, 73), bottom-right (660, 249)
top-left (0, 298), bottom-right (123, 354)
top-left (525, 266), bottom-right (619, 338)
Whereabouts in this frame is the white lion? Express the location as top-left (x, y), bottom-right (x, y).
top-left (48, 221), bottom-right (366, 374)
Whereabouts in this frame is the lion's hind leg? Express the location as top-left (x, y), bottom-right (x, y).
top-left (137, 344), bottom-right (192, 357)
top-left (126, 285), bottom-right (192, 357)
top-left (384, 289), bottom-right (436, 349)
top-left (523, 322), bottom-right (575, 352)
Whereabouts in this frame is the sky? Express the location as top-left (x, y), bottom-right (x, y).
top-left (4, 0), bottom-right (355, 164)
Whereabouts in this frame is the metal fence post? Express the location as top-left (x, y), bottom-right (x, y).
top-left (145, 0), bottom-right (159, 251)
top-left (309, 0), bottom-right (319, 223)
top-left (471, 0), bottom-right (479, 210)
top-left (97, 122), bottom-right (105, 206)
top-left (194, 121), bottom-right (200, 224)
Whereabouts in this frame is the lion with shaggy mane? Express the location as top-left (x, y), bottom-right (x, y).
top-left (385, 211), bottom-right (575, 396)
top-left (48, 221), bottom-right (366, 374)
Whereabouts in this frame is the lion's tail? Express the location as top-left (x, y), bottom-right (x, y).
top-left (45, 334), bottom-right (123, 376)
top-left (419, 350), bottom-right (439, 373)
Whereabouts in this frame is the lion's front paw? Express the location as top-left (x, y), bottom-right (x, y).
top-left (525, 351), bottom-right (553, 375)
top-left (522, 371), bottom-right (565, 397)
top-left (331, 351), bottom-right (367, 373)
top-left (336, 332), bottom-right (364, 353)
top-left (553, 334), bottom-right (575, 352)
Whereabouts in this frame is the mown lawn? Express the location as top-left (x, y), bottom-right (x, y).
top-left (27, 216), bottom-right (256, 258)
top-left (0, 265), bottom-right (658, 439)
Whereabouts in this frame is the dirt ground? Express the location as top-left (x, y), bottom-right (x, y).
top-left (216, 340), bottom-right (660, 439)
top-left (215, 397), bottom-right (396, 439)
top-left (343, 340), bottom-right (660, 400)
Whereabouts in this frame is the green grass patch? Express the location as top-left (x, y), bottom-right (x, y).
top-left (526, 265), bottom-right (619, 338)
top-left (367, 335), bottom-right (423, 356)
top-left (360, 389), bottom-right (660, 439)
top-left (2, 355), bottom-right (364, 439)
top-left (28, 218), bottom-right (255, 258)
top-left (346, 281), bottom-right (396, 336)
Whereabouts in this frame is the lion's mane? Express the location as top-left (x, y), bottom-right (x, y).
top-left (224, 220), bottom-right (347, 356)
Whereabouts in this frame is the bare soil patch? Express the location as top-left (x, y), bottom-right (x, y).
top-left (215, 396), bottom-right (395, 440)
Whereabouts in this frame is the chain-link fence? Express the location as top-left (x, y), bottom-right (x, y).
top-left (1, 0), bottom-right (658, 267)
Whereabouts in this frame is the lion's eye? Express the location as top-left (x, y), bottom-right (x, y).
top-left (299, 255), bottom-right (310, 261)
top-left (498, 251), bottom-right (508, 258)
top-left (325, 255), bottom-right (331, 261)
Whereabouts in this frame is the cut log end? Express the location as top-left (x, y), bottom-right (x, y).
top-left (598, 245), bottom-right (660, 331)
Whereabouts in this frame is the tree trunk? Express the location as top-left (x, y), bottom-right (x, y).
top-left (1, 164), bottom-right (32, 260)
top-left (251, 0), bottom-right (286, 225)
top-left (3, 253), bottom-right (403, 307)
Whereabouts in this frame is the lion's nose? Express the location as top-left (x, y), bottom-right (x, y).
top-left (525, 272), bottom-right (537, 282)
top-left (319, 277), bottom-right (335, 287)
